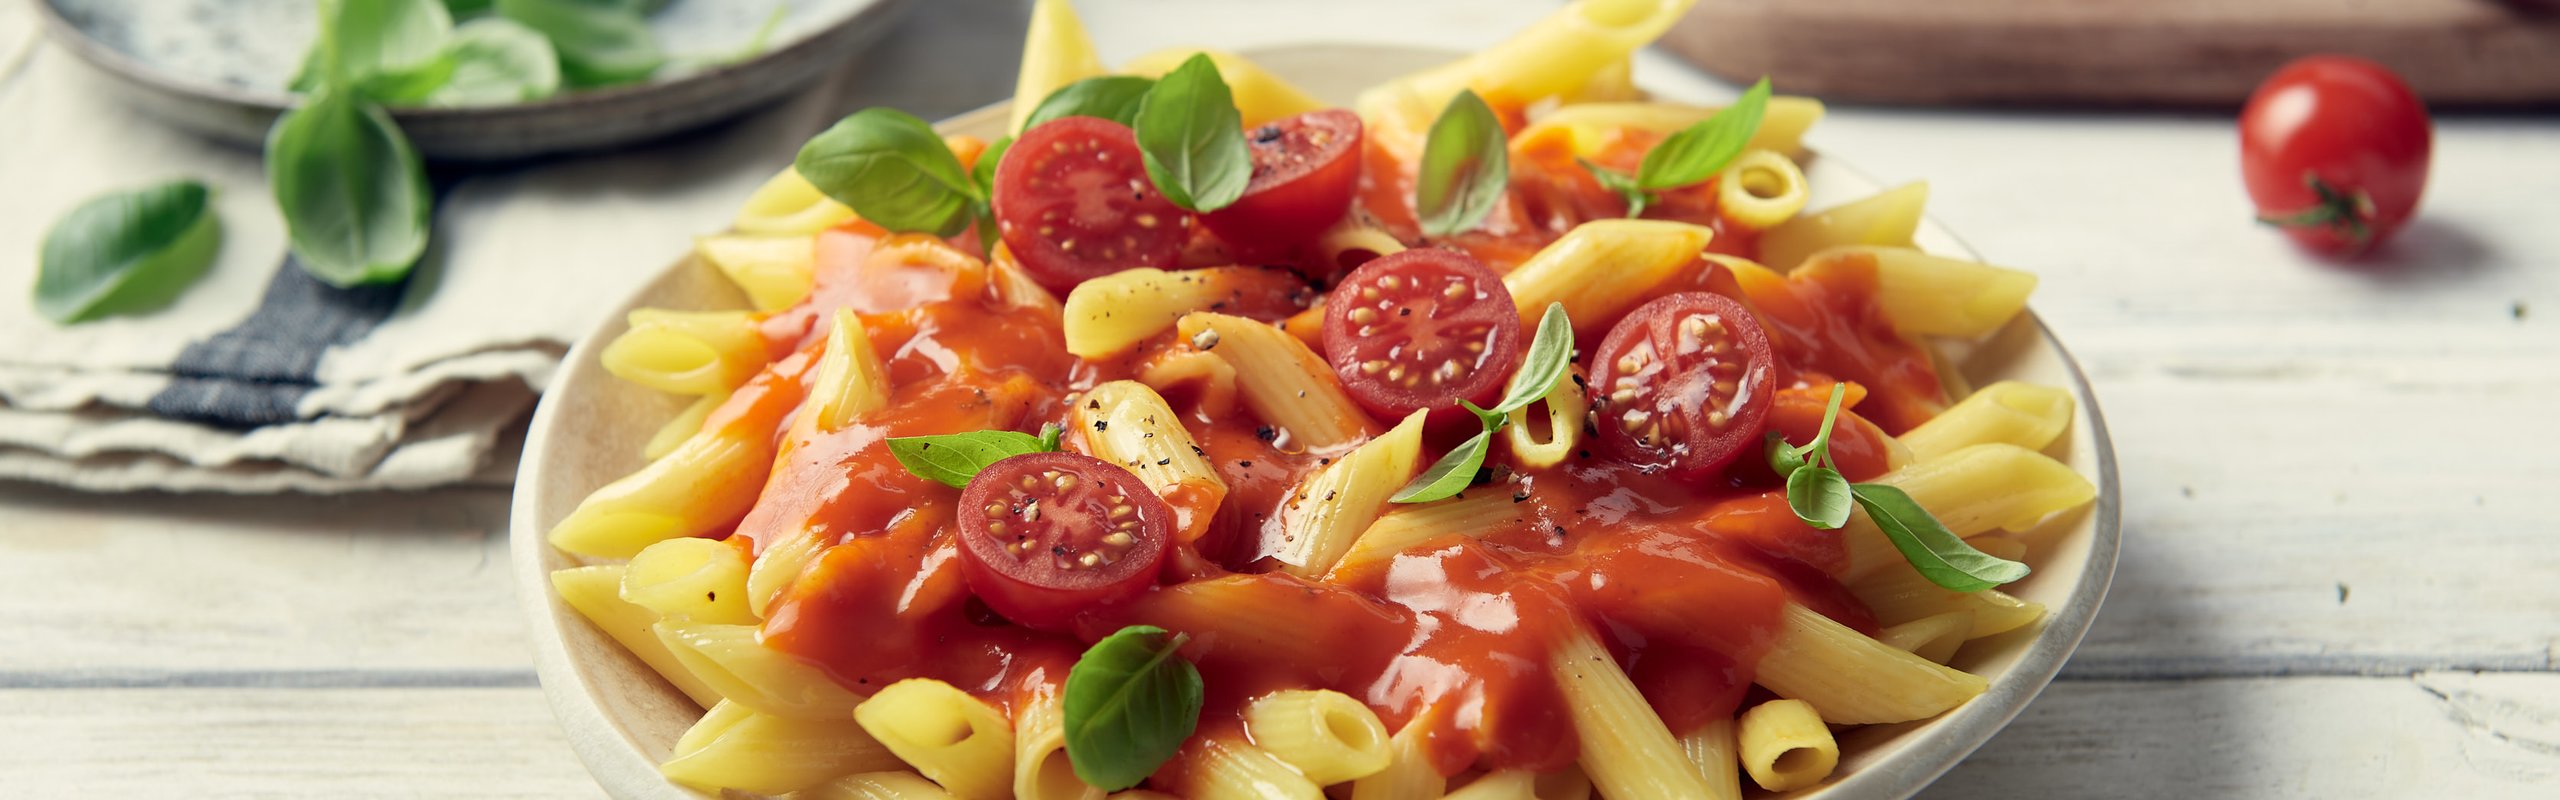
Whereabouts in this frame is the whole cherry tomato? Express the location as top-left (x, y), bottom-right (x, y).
top-left (2238, 55), bottom-right (2432, 256)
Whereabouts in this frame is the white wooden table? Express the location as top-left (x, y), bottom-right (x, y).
top-left (5, 0), bottom-right (2556, 796)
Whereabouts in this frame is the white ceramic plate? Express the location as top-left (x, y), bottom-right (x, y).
top-left (511, 44), bottom-right (2122, 800)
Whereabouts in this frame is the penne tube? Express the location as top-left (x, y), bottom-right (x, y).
top-left (643, 389), bottom-right (728, 461)
top-left (602, 309), bottom-right (770, 397)
top-left (804, 310), bottom-right (892, 435)
top-left (1850, 559), bottom-right (2046, 640)
top-left (1759, 182), bottom-right (1928, 271)
top-left (1161, 734), bottom-right (1323, 800)
top-left (1445, 771), bottom-right (1536, 800)
top-left (1753, 603), bottom-right (1986, 724)
top-left (551, 565), bottom-right (721, 709)
top-left (801, 771), bottom-right (962, 800)
top-left (1351, 723), bottom-right (1449, 800)
top-left (1177, 312), bottom-right (1376, 450)
top-left (1273, 410), bottom-right (1428, 577)
top-left (655, 620), bottom-right (868, 720)
top-left (696, 233), bottom-right (818, 312)
top-left (1014, 692), bottom-right (1103, 800)
top-left (988, 244), bottom-right (1065, 316)
top-left (1135, 347), bottom-right (1241, 418)
top-left (1073, 380), bottom-right (1228, 542)
top-left (1802, 246), bottom-right (2040, 340)
top-left (1316, 220), bottom-right (1411, 268)
top-left (549, 423), bottom-right (771, 560)
top-left (1122, 48), bottom-right (1327, 128)
top-left (1243, 689), bottom-right (1394, 784)
top-left (853, 679), bottom-right (1016, 800)
top-left (1675, 717), bottom-right (1744, 800)
top-left (1010, 0), bottom-right (1108, 133)
top-left (622, 537), bottom-right (756, 625)
top-left (1736, 699), bottom-right (1838, 792)
top-left (1714, 150), bottom-right (1810, 232)
top-left (1550, 623), bottom-right (1718, 798)
top-left (1878, 610), bottom-right (1977, 664)
top-left (1063, 268), bottom-right (1300, 358)
top-left (1332, 491), bottom-right (1528, 579)
top-left (1840, 443), bottom-right (2097, 580)
top-left (1503, 219), bottom-right (1714, 341)
top-left (747, 526), bottom-right (825, 619)
top-left (736, 168), bottom-right (857, 236)
top-left (1898, 381), bottom-right (2075, 463)
top-left (1358, 0), bottom-right (1701, 131)
top-left (662, 700), bottom-right (902, 795)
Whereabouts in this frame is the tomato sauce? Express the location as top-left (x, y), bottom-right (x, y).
top-left (705, 120), bottom-right (1943, 777)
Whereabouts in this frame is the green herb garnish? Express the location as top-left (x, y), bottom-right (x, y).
top-left (884, 424), bottom-right (1064, 488)
top-left (794, 107), bottom-right (984, 238)
top-left (1583, 77), bottom-right (1770, 218)
top-left (1131, 54), bottom-right (1250, 213)
top-left (1768, 383), bottom-right (2030, 591)
top-left (1392, 302), bottom-right (1572, 502)
top-left (34, 181), bottom-right (223, 323)
top-left (1062, 625), bottom-right (1205, 791)
top-left (1414, 89), bottom-right (1508, 238)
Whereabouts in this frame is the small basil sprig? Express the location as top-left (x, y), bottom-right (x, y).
top-left (795, 108), bottom-right (983, 237)
top-left (1063, 625), bottom-right (1204, 791)
top-left (1415, 90), bottom-right (1508, 238)
top-left (35, 181), bottom-right (224, 323)
top-left (1131, 54), bottom-right (1250, 213)
top-left (885, 424), bottom-right (1064, 488)
top-left (1393, 303), bottom-right (1572, 503)
top-left (1583, 77), bottom-right (1770, 218)
top-left (1026, 75), bottom-right (1156, 130)
top-left (267, 86), bottom-right (434, 287)
top-left (1767, 385), bottom-right (2030, 592)
top-left (293, 0), bottom-right (457, 102)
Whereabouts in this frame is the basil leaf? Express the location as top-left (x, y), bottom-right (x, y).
top-left (35, 180), bottom-right (223, 324)
top-left (312, 0), bottom-right (455, 92)
top-left (1025, 75), bottom-right (1156, 131)
top-left (444, 0), bottom-right (496, 15)
top-left (1853, 483), bottom-right (2031, 592)
top-left (1392, 429), bottom-right (1492, 504)
top-left (973, 135), bottom-right (1012, 202)
top-left (1578, 157), bottom-right (1650, 219)
top-left (496, 0), bottom-right (664, 88)
top-left (267, 88), bottom-right (432, 287)
top-left (1765, 432), bottom-right (1807, 477)
top-left (795, 107), bottom-right (981, 237)
top-left (1416, 90), bottom-right (1508, 238)
top-left (1490, 302), bottom-right (1573, 416)
top-left (1132, 54), bottom-right (1250, 213)
top-left (1064, 625), bottom-right (1203, 791)
top-left (1461, 400), bottom-right (1507, 433)
top-left (1785, 466), bottom-right (1852, 530)
top-left (425, 18), bottom-right (561, 106)
top-left (1635, 77), bottom-right (1771, 191)
top-left (884, 430), bottom-right (1050, 488)
top-left (1036, 422), bottom-right (1063, 453)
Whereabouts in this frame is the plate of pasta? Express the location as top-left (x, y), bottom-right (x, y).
top-left (510, 1), bottom-right (2122, 798)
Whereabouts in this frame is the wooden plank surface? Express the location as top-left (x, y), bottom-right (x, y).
top-left (0, 0), bottom-right (2554, 797)
top-left (1663, 0), bottom-right (2560, 106)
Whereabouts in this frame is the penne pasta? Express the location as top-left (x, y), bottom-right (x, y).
top-left (1331, 491), bottom-right (1528, 579)
top-left (735, 168), bottom-right (857, 236)
top-left (1014, 692), bottom-right (1104, 800)
top-left (1753, 604), bottom-right (1987, 724)
top-left (1358, 0), bottom-right (1702, 137)
top-left (799, 771), bottom-right (962, 800)
top-left (1272, 410), bottom-right (1428, 577)
top-left (1177, 312), bottom-right (1376, 450)
top-left (1135, 347), bottom-right (1241, 418)
top-left (642, 389), bottom-right (728, 461)
top-left (1550, 623), bottom-right (1718, 798)
top-left (662, 700), bottom-right (902, 795)
top-left (1714, 150), bottom-right (1811, 232)
top-left (654, 620), bottom-right (867, 719)
top-left (1899, 380), bottom-right (2075, 462)
top-left (1445, 771), bottom-right (1537, 800)
top-left (1841, 443), bottom-right (2097, 580)
top-left (601, 309), bottom-right (770, 397)
top-left (1518, 97), bottom-right (1829, 160)
top-left (1850, 560), bottom-right (2046, 640)
top-left (1803, 246), bottom-right (2041, 339)
top-left (1503, 219), bottom-right (1714, 341)
top-left (1351, 723), bottom-right (1449, 800)
top-left (1878, 610), bottom-right (1978, 664)
top-left (1675, 716), bottom-right (1744, 800)
top-left (1072, 380), bottom-right (1228, 543)
top-left (1759, 182), bottom-right (1930, 271)
top-left (1243, 689), bottom-right (1394, 784)
top-left (1063, 268), bottom-right (1293, 358)
top-left (621, 537), bottom-right (755, 625)
top-left (1010, 0), bottom-right (1108, 133)
top-left (1503, 364), bottom-right (1588, 471)
top-left (803, 310), bottom-right (892, 435)
top-left (1736, 699), bottom-right (1839, 792)
top-left (1161, 734), bottom-right (1322, 800)
top-left (853, 679), bottom-right (1016, 800)
top-left (696, 233), bottom-right (818, 312)
top-left (551, 565), bottom-right (721, 709)
top-left (548, 423), bottom-right (771, 560)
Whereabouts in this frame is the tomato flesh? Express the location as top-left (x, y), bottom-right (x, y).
top-left (1322, 248), bottom-right (1522, 422)
top-left (1588, 292), bottom-right (1777, 480)
top-left (994, 117), bottom-right (1191, 291)
top-left (1201, 109), bottom-right (1365, 255)
top-left (955, 451), bottom-right (1173, 631)
top-left (2239, 55), bottom-right (2431, 256)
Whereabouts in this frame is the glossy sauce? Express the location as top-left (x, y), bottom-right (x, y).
top-left (707, 121), bottom-right (1943, 776)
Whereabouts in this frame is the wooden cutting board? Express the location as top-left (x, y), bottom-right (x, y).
top-left (1661, 0), bottom-right (2560, 107)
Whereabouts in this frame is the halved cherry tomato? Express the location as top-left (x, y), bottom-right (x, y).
top-left (1587, 292), bottom-right (1777, 480)
top-left (993, 117), bottom-right (1190, 291)
top-left (2239, 55), bottom-right (2432, 256)
top-left (955, 451), bottom-right (1173, 631)
top-left (1201, 109), bottom-right (1365, 255)
top-left (1322, 248), bottom-right (1521, 422)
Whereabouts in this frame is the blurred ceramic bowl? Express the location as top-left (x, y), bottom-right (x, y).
top-left (37, 0), bottom-right (915, 161)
